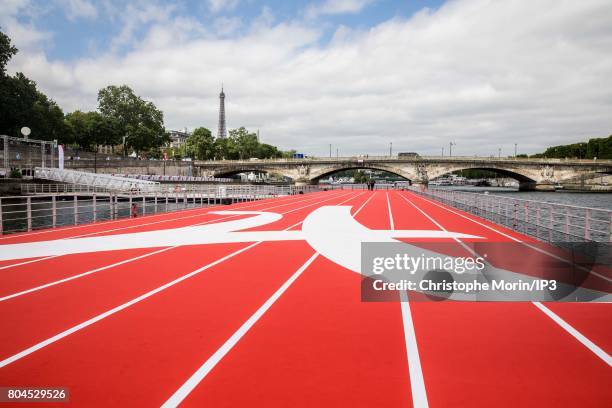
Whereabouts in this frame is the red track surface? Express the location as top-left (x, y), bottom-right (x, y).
top-left (0, 190), bottom-right (610, 407)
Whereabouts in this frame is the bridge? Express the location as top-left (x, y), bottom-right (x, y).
top-left (194, 156), bottom-right (612, 190)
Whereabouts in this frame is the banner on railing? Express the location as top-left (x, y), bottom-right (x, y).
top-left (58, 145), bottom-right (64, 170)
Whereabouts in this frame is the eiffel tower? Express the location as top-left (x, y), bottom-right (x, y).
top-left (217, 86), bottom-right (227, 139)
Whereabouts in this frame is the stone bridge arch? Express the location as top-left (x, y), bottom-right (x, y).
top-left (309, 163), bottom-right (413, 183)
top-left (426, 164), bottom-right (537, 182)
top-left (206, 166), bottom-right (293, 181)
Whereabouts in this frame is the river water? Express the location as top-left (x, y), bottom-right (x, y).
top-left (437, 186), bottom-right (612, 210)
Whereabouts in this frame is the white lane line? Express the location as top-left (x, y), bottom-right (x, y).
top-left (0, 191), bottom-right (362, 367)
top-left (0, 242), bottom-right (260, 369)
top-left (0, 256), bottom-right (60, 271)
top-left (388, 191), bottom-right (429, 408)
top-left (353, 192), bottom-right (375, 216)
top-left (400, 291), bottom-right (429, 408)
top-left (408, 192), bottom-right (612, 284)
top-left (386, 192), bottom-right (395, 230)
top-left (401, 191), bottom-right (612, 366)
top-left (0, 190), bottom-right (332, 242)
top-left (161, 252), bottom-right (320, 408)
top-left (0, 247), bottom-right (176, 302)
top-left (0, 191), bottom-right (354, 302)
top-left (533, 302), bottom-right (611, 366)
top-left (162, 191), bottom-right (367, 406)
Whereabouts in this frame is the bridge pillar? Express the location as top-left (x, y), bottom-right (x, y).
top-left (519, 181), bottom-right (555, 191)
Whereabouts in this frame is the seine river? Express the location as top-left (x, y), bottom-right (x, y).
top-left (437, 186), bottom-right (612, 210)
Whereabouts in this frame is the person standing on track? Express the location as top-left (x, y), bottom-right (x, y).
top-left (131, 203), bottom-right (138, 218)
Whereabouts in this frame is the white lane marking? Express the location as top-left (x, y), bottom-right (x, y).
top-left (400, 291), bottom-right (429, 408)
top-left (0, 191), bottom-right (355, 301)
top-left (0, 190), bottom-right (333, 242)
top-left (161, 252), bottom-right (320, 408)
top-left (402, 191), bottom-right (612, 366)
top-left (408, 192), bottom-right (612, 284)
top-left (388, 191), bottom-right (429, 408)
top-left (533, 302), bottom-right (611, 366)
top-left (386, 192), bottom-right (395, 230)
top-left (0, 192), bottom-right (363, 367)
top-left (353, 192), bottom-right (375, 216)
top-left (0, 242), bottom-right (260, 369)
top-left (0, 256), bottom-right (60, 271)
top-left (0, 247), bottom-right (176, 302)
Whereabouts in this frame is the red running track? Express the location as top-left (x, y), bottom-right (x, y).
top-left (0, 190), bottom-right (609, 407)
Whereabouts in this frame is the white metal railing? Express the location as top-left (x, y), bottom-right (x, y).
top-left (34, 167), bottom-right (160, 192)
top-left (2, 184), bottom-right (326, 234)
top-left (409, 187), bottom-right (612, 243)
top-left (21, 183), bottom-right (113, 194)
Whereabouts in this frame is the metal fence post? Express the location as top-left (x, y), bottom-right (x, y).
top-left (584, 209), bottom-right (590, 240)
top-left (93, 194), bottom-right (97, 222)
top-left (142, 195), bottom-right (146, 216)
top-left (73, 195), bottom-right (78, 225)
top-left (549, 205), bottom-right (553, 242)
top-left (25, 196), bottom-right (32, 231)
top-left (0, 198), bottom-right (3, 235)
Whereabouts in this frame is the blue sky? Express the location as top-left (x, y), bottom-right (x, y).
top-left (2, 0), bottom-right (611, 156)
top-left (15, 0), bottom-right (443, 61)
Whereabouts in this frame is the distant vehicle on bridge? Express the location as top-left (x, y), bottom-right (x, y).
top-left (398, 152), bottom-right (420, 158)
top-left (293, 153), bottom-right (305, 159)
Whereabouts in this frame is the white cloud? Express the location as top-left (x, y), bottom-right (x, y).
top-left (5, 0), bottom-right (612, 156)
top-left (206, 0), bottom-right (239, 14)
top-left (305, 0), bottom-right (376, 19)
top-left (58, 0), bottom-right (97, 20)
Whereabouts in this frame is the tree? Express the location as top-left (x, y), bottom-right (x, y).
top-left (213, 137), bottom-right (229, 160)
top-left (97, 85), bottom-right (167, 155)
top-left (185, 127), bottom-right (214, 160)
top-left (0, 30), bottom-right (67, 141)
top-left (0, 29), bottom-right (18, 76)
top-left (64, 111), bottom-right (122, 150)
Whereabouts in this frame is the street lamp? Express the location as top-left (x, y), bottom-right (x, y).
top-left (514, 143), bottom-right (518, 158)
top-left (449, 142), bottom-right (456, 157)
top-left (389, 142), bottom-right (393, 157)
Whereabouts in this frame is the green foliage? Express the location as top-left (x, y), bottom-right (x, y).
top-left (9, 169), bottom-right (22, 178)
top-left (202, 127), bottom-right (284, 160)
top-left (64, 111), bottom-right (122, 150)
top-left (185, 127), bottom-right (214, 160)
top-left (535, 135), bottom-right (611, 159)
top-left (282, 149), bottom-right (297, 158)
top-left (97, 85), bottom-right (167, 154)
top-left (0, 30), bottom-right (67, 141)
top-left (0, 29), bottom-right (18, 76)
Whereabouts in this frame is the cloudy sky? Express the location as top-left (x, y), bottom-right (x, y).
top-left (2, 0), bottom-right (611, 156)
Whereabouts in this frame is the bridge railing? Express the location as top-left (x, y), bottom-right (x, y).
top-left (409, 187), bottom-right (612, 243)
top-left (195, 156), bottom-right (612, 165)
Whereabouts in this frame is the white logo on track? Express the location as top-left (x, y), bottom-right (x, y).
top-left (0, 206), bottom-right (480, 273)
